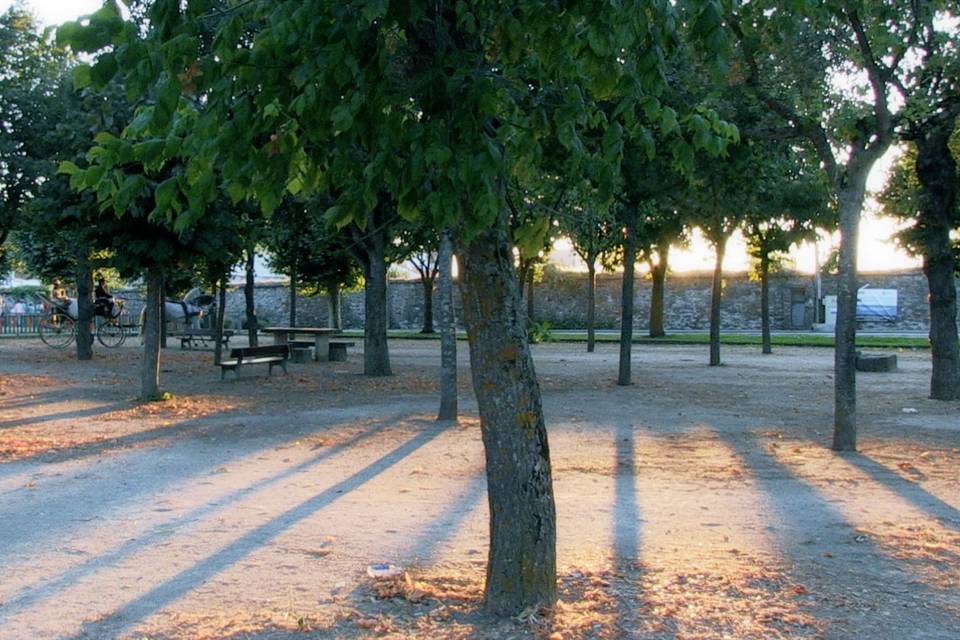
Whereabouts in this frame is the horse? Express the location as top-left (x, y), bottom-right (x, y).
top-left (138, 287), bottom-right (216, 338)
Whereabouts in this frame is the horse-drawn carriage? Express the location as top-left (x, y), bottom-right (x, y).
top-left (36, 293), bottom-right (127, 349)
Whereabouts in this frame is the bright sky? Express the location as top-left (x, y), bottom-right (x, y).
top-left (0, 0), bottom-right (103, 25)
top-left (4, 0), bottom-right (922, 276)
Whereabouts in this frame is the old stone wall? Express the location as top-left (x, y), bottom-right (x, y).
top-left (115, 268), bottom-right (958, 333)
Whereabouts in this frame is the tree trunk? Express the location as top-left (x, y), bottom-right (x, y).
top-left (709, 235), bottom-right (727, 366)
top-left (832, 177), bottom-right (868, 451)
top-left (289, 260), bottom-right (297, 327)
top-left (760, 252), bottom-right (772, 355)
top-left (362, 230), bottom-right (392, 376)
top-left (74, 259), bottom-right (94, 361)
top-left (244, 242), bottom-right (258, 346)
top-left (526, 268), bottom-right (535, 322)
top-left (420, 274), bottom-right (436, 333)
top-left (141, 267), bottom-right (163, 400)
top-left (213, 276), bottom-right (227, 365)
top-left (649, 246), bottom-right (668, 338)
top-left (915, 126), bottom-right (959, 400)
top-left (586, 259), bottom-right (596, 353)
top-left (458, 214), bottom-right (556, 616)
top-left (618, 216), bottom-right (637, 385)
top-left (437, 231), bottom-right (457, 421)
top-left (327, 284), bottom-right (342, 329)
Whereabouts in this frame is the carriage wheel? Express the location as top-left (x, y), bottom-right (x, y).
top-left (39, 315), bottom-right (75, 349)
top-left (97, 320), bottom-right (126, 348)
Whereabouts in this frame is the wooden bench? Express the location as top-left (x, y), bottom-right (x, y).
top-left (180, 328), bottom-right (234, 350)
top-left (328, 339), bottom-right (356, 362)
top-left (219, 344), bottom-right (289, 379)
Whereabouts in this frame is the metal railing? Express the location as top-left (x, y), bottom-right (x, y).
top-left (0, 314), bottom-right (43, 336)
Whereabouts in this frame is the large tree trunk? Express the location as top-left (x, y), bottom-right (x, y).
top-left (649, 245), bottom-right (668, 338)
top-left (420, 273), bottom-right (436, 334)
top-left (437, 231), bottom-right (457, 421)
top-left (289, 260), bottom-right (297, 327)
top-left (141, 267), bottom-right (163, 400)
top-left (244, 242), bottom-right (258, 346)
top-left (458, 215), bottom-right (556, 616)
top-left (362, 228), bottom-right (392, 376)
top-left (760, 251), bottom-right (772, 355)
top-left (915, 125), bottom-right (959, 400)
top-left (74, 259), bottom-right (94, 361)
top-left (832, 177), bottom-right (868, 451)
top-left (586, 259), bottom-right (597, 353)
top-left (213, 276), bottom-right (227, 365)
top-left (618, 216), bottom-right (637, 385)
top-left (327, 284), bottom-right (342, 329)
top-left (709, 235), bottom-right (727, 367)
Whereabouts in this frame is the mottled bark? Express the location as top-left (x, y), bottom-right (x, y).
top-left (586, 260), bottom-right (596, 353)
top-left (327, 284), bottom-right (342, 329)
top-left (141, 267), bottom-right (163, 400)
top-left (74, 259), bottom-right (93, 361)
top-left (458, 215), bottom-right (556, 615)
top-left (709, 235), bottom-right (727, 367)
top-left (760, 252), bottom-right (772, 355)
top-left (526, 269), bottom-right (535, 322)
top-left (618, 217), bottom-right (637, 386)
top-left (420, 274), bottom-right (436, 333)
top-left (244, 243), bottom-right (258, 347)
top-left (833, 178), bottom-right (867, 451)
top-left (648, 246), bottom-right (668, 339)
top-left (213, 277), bottom-right (227, 365)
top-left (289, 261), bottom-right (297, 327)
top-left (361, 234), bottom-right (392, 376)
top-left (437, 231), bottom-right (458, 421)
top-left (915, 126), bottom-right (959, 400)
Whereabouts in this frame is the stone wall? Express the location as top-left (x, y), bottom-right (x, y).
top-left (116, 268), bottom-right (958, 333)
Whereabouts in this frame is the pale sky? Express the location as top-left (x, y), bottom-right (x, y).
top-left (3, 0), bottom-right (922, 276)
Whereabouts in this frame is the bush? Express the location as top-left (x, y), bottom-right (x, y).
top-left (528, 320), bottom-right (553, 344)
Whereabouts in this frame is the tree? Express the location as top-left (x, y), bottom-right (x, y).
top-left (880, 124), bottom-right (960, 399)
top-left (731, 2), bottom-right (917, 450)
top-left (0, 6), bottom-right (68, 274)
top-left (397, 222), bottom-right (441, 334)
top-left (743, 148), bottom-right (831, 354)
top-left (557, 187), bottom-right (618, 352)
top-left (63, 0), bottom-right (731, 614)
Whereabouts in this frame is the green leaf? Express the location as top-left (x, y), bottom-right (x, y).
top-left (72, 64), bottom-right (92, 89)
top-left (57, 161), bottom-right (81, 176)
top-left (154, 176), bottom-right (179, 212)
top-left (90, 53), bottom-right (118, 89)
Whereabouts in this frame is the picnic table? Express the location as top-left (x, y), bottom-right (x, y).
top-left (261, 326), bottom-right (340, 361)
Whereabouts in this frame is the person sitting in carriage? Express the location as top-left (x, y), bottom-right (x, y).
top-left (49, 278), bottom-right (69, 310)
top-left (95, 275), bottom-right (115, 318)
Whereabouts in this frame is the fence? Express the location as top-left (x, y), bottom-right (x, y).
top-left (0, 314), bottom-right (42, 336)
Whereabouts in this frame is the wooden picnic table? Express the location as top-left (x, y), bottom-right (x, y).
top-left (261, 326), bottom-right (340, 361)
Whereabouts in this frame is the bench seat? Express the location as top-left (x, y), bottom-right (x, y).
top-left (220, 345), bottom-right (289, 378)
top-left (328, 339), bottom-right (356, 362)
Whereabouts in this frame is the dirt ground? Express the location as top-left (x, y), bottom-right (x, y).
top-left (0, 337), bottom-right (957, 640)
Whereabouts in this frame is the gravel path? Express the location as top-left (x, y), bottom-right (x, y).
top-left (0, 338), bottom-right (957, 639)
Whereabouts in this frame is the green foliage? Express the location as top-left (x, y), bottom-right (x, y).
top-left (527, 320), bottom-right (553, 345)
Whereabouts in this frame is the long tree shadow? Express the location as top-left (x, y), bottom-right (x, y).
top-left (0, 414), bottom-right (400, 620)
top-left (719, 429), bottom-right (958, 636)
top-left (64, 422), bottom-right (449, 640)
top-left (402, 471), bottom-right (487, 566)
top-left (0, 406), bottom-right (424, 556)
top-left (846, 453), bottom-right (960, 531)
top-left (612, 422), bottom-right (641, 567)
top-left (0, 401), bottom-right (134, 430)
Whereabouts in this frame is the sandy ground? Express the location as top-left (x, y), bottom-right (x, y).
top-left (0, 337), bottom-right (958, 640)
